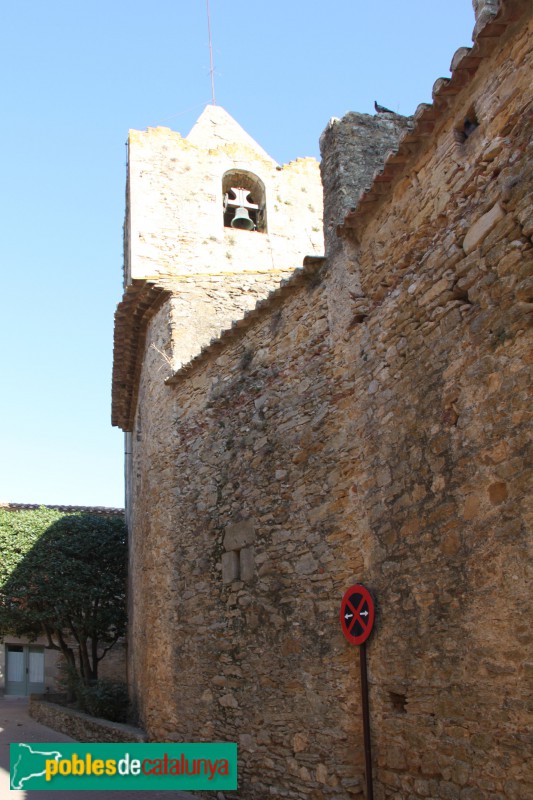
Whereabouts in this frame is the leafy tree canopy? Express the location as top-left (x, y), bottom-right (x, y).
top-left (0, 507), bottom-right (127, 684)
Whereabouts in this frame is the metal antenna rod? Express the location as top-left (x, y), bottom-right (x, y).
top-left (206, 0), bottom-right (216, 105)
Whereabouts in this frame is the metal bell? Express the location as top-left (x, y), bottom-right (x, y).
top-left (231, 207), bottom-right (255, 230)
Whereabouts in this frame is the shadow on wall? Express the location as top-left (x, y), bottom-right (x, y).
top-left (0, 509), bottom-right (127, 692)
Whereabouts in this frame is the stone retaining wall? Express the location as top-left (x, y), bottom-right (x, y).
top-left (29, 697), bottom-right (147, 743)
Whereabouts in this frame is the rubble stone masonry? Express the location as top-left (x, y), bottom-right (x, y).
top-left (114, 2), bottom-right (532, 798)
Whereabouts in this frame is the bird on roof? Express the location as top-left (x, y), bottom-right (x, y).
top-left (374, 101), bottom-right (395, 114)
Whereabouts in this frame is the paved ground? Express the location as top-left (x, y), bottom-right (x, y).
top-left (0, 696), bottom-right (199, 799)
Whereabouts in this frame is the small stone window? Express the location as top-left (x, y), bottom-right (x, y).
top-left (222, 170), bottom-right (267, 233)
top-left (454, 105), bottom-right (479, 144)
top-left (221, 519), bottom-right (255, 584)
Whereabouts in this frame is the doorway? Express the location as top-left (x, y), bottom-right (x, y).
top-left (5, 645), bottom-right (45, 695)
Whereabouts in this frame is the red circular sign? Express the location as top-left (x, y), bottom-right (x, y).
top-left (340, 584), bottom-right (375, 645)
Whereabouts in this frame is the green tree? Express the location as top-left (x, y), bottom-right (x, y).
top-left (0, 507), bottom-right (127, 684)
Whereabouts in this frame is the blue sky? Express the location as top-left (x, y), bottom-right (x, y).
top-left (0, 1), bottom-right (476, 508)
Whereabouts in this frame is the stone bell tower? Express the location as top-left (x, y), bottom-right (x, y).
top-left (120, 104), bottom-right (323, 375)
top-left (112, 106), bottom-right (323, 715)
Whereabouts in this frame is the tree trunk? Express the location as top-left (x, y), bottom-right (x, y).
top-left (78, 639), bottom-right (95, 685)
top-left (91, 635), bottom-right (99, 680)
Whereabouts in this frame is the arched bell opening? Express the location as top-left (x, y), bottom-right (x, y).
top-left (222, 170), bottom-right (267, 233)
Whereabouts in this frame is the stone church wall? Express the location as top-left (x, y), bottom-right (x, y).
top-left (150, 264), bottom-right (350, 796)
top-left (126, 300), bottom-right (179, 717)
top-left (321, 7), bottom-right (532, 795)
top-left (123, 4), bottom-right (532, 798)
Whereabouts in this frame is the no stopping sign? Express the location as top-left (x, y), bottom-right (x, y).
top-left (340, 584), bottom-right (375, 645)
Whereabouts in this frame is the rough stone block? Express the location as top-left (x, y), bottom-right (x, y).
top-left (239, 546), bottom-right (255, 582)
top-left (221, 551), bottom-right (239, 584)
top-left (463, 203), bottom-right (506, 254)
top-left (224, 519), bottom-right (255, 552)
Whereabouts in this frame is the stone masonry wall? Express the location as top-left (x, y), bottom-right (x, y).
top-left (319, 112), bottom-right (413, 335)
top-left (132, 265), bottom-right (361, 798)
top-left (126, 6), bottom-right (532, 800)
top-left (327, 11), bottom-right (532, 796)
top-left (126, 301), bottom-right (179, 718)
top-left (29, 698), bottom-right (146, 743)
top-left (320, 112), bottom-right (413, 258)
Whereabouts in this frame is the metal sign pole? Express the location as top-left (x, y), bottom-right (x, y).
top-left (359, 641), bottom-right (373, 800)
top-left (340, 584), bottom-right (375, 800)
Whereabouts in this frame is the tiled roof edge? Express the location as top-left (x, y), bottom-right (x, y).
top-left (340, 0), bottom-right (525, 237)
top-left (112, 281), bottom-right (173, 431)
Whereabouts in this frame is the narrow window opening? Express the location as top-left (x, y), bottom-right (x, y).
top-left (389, 691), bottom-right (407, 713)
top-left (454, 105), bottom-right (480, 144)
